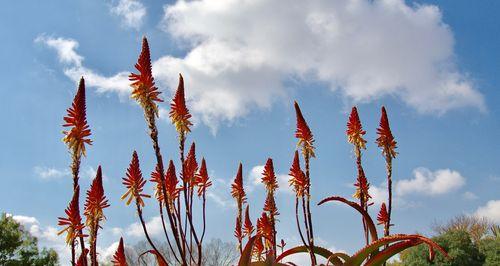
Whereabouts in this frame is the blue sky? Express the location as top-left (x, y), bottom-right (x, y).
top-left (1, 0), bottom-right (499, 264)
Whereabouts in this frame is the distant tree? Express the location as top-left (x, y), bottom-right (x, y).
top-left (0, 213), bottom-right (58, 266)
top-left (432, 214), bottom-right (492, 243)
top-left (478, 229), bottom-right (500, 266)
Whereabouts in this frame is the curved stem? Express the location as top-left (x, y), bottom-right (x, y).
top-left (159, 203), bottom-right (180, 264)
top-left (136, 201), bottom-right (168, 265)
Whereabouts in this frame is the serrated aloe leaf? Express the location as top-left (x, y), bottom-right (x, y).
top-left (239, 235), bottom-right (258, 266)
top-left (344, 234), bottom-right (448, 266)
top-left (318, 196), bottom-right (378, 242)
top-left (276, 245), bottom-right (346, 265)
top-left (364, 239), bottom-right (419, 266)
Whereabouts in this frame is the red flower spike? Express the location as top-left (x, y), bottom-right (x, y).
top-left (129, 37), bottom-right (162, 115)
top-left (170, 73), bottom-right (193, 134)
top-left (377, 203), bottom-right (389, 226)
top-left (150, 164), bottom-right (165, 203)
top-left (231, 163), bottom-right (246, 205)
top-left (63, 77), bottom-right (92, 157)
top-left (253, 235), bottom-right (264, 259)
top-left (76, 248), bottom-right (89, 266)
top-left (347, 106), bottom-right (367, 150)
top-left (182, 142), bottom-right (198, 186)
top-left (289, 151), bottom-right (309, 197)
top-left (121, 151), bottom-right (150, 207)
top-left (243, 205), bottom-right (255, 237)
top-left (294, 101), bottom-right (315, 157)
top-left (261, 158), bottom-right (278, 193)
top-left (195, 158), bottom-right (212, 197)
top-left (84, 165), bottom-right (110, 225)
top-left (263, 193), bottom-right (279, 217)
top-left (376, 107), bottom-right (397, 158)
top-left (234, 216), bottom-right (243, 242)
top-left (256, 212), bottom-right (274, 249)
top-left (111, 237), bottom-right (128, 266)
top-left (58, 186), bottom-right (86, 244)
top-left (165, 160), bottom-right (180, 204)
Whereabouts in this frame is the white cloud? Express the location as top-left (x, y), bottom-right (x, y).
top-left (36, 35), bottom-right (131, 99)
top-left (474, 200), bottom-right (500, 223)
top-left (38, 0), bottom-right (485, 131)
top-left (157, 0), bottom-right (484, 125)
top-left (463, 191), bottom-right (478, 200)
top-left (247, 165), bottom-right (293, 195)
top-left (396, 168), bottom-right (465, 196)
top-left (126, 215), bottom-right (164, 238)
top-left (110, 0), bottom-right (146, 30)
top-left (34, 166), bottom-right (70, 180)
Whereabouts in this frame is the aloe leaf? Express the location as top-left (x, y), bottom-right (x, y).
top-left (344, 234), bottom-right (448, 266)
top-left (239, 235), bottom-right (258, 266)
top-left (318, 196), bottom-right (378, 242)
top-left (276, 245), bottom-right (346, 265)
top-left (363, 239), bottom-right (420, 266)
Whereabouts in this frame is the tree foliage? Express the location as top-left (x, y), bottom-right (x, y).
top-left (0, 213), bottom-right (58, 266)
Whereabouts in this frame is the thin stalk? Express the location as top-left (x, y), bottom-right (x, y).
top-left (198, 191), bottom-right (207, 265)
top-left (295, 197), bottom-right (308, 248)
top-left (385, 154), bottom-right (393, 237)
top-left (236, 201), bottom-right (243, 254)
top-left (355, 146), bottom-right (369, 245)
top-left (136, 201), bottom-right (168, 265)
top-left (71, 239), bottom-right (75, 266)
top-left (304, 155), bottom-right (317, 265)
top-left (159, 202), bottom-right (180, 264)
top-left (70, 149), bottom-right (86, 266)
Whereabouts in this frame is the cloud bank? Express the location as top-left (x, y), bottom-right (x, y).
top-left (38, 0), bottom-right (484, 130)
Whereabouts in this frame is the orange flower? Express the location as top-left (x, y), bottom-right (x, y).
top-left (289, 151), bottom-right (308, 197)
top-left (84, 165), bottom-right (110, 225)
top-left (63, 77), bottom-right (92, 157)
top-left (121, 151), bottom-right (150, 207)
top-left (129, 37), bottom-right (162, 116)
top-left (182, 142), bottom-right (198, 186)
top-left (195, 158), bottom-right (212, 196)
top-left (353, 168), bottom-right (371, 202)
top-left (58, 186), bottom-right (86, 244)
top-left (165, 160), bottom-right (180, 204)
top-left (243, 205), bottom-right (254, 237)
top-left (377, 202), bottom-right (389, 226)
top-left (263, 193), bottom-right (279, 217)
top-left (150, 163), bottom-right (165, 203)
top-left (346, 106), bottom-right (367, 151)
top-left (256, 212), bottom-right (273, 249)
top-left (376, 106), bottom-right (397, 158)
top-left (261, 158), bottom-right (278, 193)
top-left (170, 74), bottom-right (193, 135)
top-left (231, 163), bottom-right (246, 205)
top-left (234, 216), bottom-right (243, 242)
top-left (294, 101), bottom-right (315, 158)
top-left (111, 237), bottom-right (128, 266)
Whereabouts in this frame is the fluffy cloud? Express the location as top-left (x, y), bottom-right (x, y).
top-left (110, 0), bottom-right (146, 30)
top-left (396, 168), bottom-right (466, 196)
top-left (38, 0), bottom-right (485, 130)
top-left (474, 200), bottom-right (500, 223)
top-left (126, 215), bottom-right (164, 237)
top-left (34, 166), bottom-right (70, 180)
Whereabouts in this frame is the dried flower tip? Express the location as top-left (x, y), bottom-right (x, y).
top-left (347, 106), bottom-right (367, 151)
top-left (289, 150), bottom-right (309, 197)
top-left (129, 37), bottom-right (162, 116)
top-left (111, 237), bottom-right (128, 266)
top-left (377, 202), bottom-right (389, 225)
top-left (58, 186), bottom-right (86, 244)
top-left (263, 193), bottom-right (279, 217)
top-left (84, 165), bottom-right (109, 225)
top-left (231, 163), bottom-right (246, 205)
top-left (170, 73), bottom-right (193, 135)
top-left (195, 158), bottom-right (212, 196)
top-left (261, 158), bottom-right (278, 192)
top-left (376, 106), bottom-right (397, 159)
top-left (353, 168), bottom-right (371, 202)
top-left (294, 101), bottom-right (315, 158)
top-left (62, 77), bottom-right (92, 157)
top-left (243, 205), bottom-right (255, 237)
top-left (121, 151), bottom-right (150, 207)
